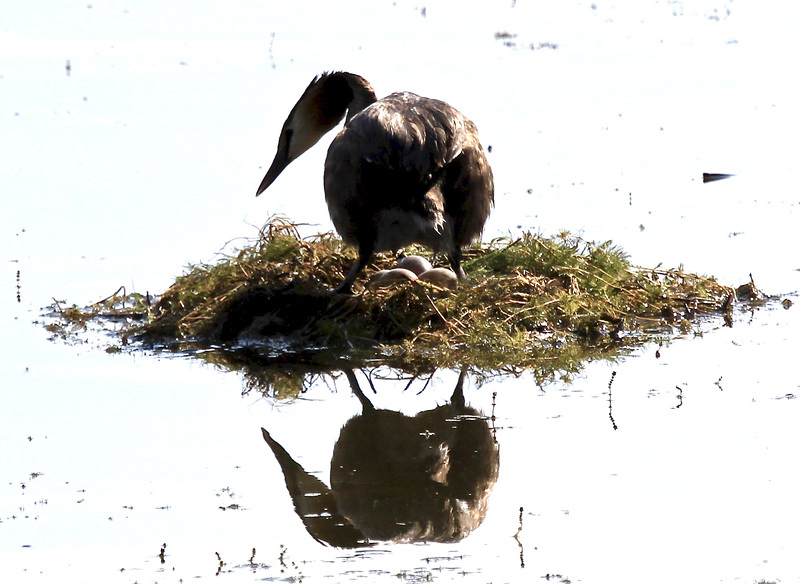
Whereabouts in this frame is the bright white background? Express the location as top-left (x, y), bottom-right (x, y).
top-left (2, 1), bottom-right (799, 582)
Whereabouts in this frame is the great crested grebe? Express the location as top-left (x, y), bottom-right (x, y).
top-left (256, 71), bottom-right (494, 294)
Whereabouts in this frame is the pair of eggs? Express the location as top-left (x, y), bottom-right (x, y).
top-left (369, 256), bottom-right (458, 290)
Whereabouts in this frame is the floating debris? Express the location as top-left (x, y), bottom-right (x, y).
top-left (735, 273), bottom-right (762, 301)
top-left (702, 172), bottom-right (734, 183)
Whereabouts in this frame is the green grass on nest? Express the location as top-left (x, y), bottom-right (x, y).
top-left (155, 219), bottom-right (735, 347)
top-left (47, 217), bottom-right (748, 387)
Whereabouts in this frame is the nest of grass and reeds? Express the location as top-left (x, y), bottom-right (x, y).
top-left (139, 216), bottom-right (742, 345)
top-left (46, 217), bottom-right (763, 390)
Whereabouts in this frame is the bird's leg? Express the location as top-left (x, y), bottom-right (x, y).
top-left (448, 247), bottom-right (467, 279)
top-left (450, 366), bottom-right (468, 410)
top-left (333, 245), bottom-right (373, 294)
top-left (343, 369), bottom-right (375, 413)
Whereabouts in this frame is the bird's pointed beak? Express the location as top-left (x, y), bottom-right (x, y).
top-left (256, 150), bottom-right (290, 196)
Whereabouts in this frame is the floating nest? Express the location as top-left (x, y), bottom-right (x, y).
top-left (46, 216), bottom-right (755, 387)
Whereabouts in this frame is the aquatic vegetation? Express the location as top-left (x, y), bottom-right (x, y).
top-left (44, 217), bottom-right (748, 391)
top-left (145, 219), bottom-right (734, 346)
top-left (45, 286), bottom-right (150, 347)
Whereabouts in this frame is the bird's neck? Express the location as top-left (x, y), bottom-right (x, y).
top-left (340, 73), bottom-right (378, 122)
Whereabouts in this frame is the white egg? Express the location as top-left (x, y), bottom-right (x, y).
top-left (395, 255), bottom-right (433, 276)
top-left (418, 268), bottom-right (458, 290)
top-left (368, 268), bottom-right (419, 288)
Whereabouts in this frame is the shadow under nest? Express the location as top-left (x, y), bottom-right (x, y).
top-left (214, 280), bottom-right (443, 345)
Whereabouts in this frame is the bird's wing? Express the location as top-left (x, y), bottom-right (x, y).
top-left (339, 92), bottom-right (468, 180)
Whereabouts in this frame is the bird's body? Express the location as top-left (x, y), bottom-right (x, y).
top-left (257, 72), bottom-right (493, 293)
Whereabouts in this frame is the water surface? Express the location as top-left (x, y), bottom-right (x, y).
top-left (2, 1), bottom-right (799, 583)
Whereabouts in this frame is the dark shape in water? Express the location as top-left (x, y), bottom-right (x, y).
top-left (702, 172), bottom-right (735, 183)
top-left (261, 368), bottom-right (499, 546)
top-left (262, 428), bottom-right (369, 548)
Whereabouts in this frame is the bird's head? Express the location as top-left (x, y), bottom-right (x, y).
top-left (256, 72), bottom-right (374, 196)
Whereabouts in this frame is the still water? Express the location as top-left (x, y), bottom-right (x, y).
top-left (2, 1), bottom-right (799, 583)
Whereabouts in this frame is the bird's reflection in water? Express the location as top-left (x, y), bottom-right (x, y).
top-left (262, 368), bottom-right (499, 547)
